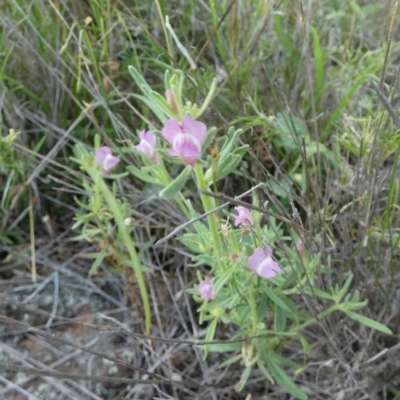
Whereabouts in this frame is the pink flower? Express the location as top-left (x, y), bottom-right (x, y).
top-left (135, 130), bottom-right (157, 163)
top-left (247, 246), bottom-right (281, 279)
top-left (95, 146), bottom-right (120, 174)
top-left (198, 279), bottom-right (216, 300)
top-left (233, 206), bottom-right (254, 227)
top-left (161, 116), bottom-right (207, 166)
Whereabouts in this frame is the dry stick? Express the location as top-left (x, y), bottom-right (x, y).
top-left (379, 0), bottom-right (398, 89)
top-left (0, 362), bottom-right (168, 386)
top-left (298, 0), bottom-right (320, 173)
top-left (0, 315), bottom-right (199, 395)
top-left (369, 80), bottom-right (400, 129)
top-left (200, 190), bottom-right (309, 234)
top-left (156, 183), bottom-right (267, 245)
top-left (1, 299), bottom-right (295, 345)
top-left (28, 189), bottom-right (36, 283)
top-left (190, 0), bottom-right (237, 72)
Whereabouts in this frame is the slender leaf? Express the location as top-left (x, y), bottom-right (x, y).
top-left (311, 26), bottom-right (324, 103)
top-left (267, 352), bottom-right (308, 400)
top-left (263, 285), bottom-right (291, 312)
top-left (159, 165), bottom-right (192, 198)
top-left (346, 311), bottom-right (392, 334)
top-left (88, 250), bottom-right (106, 276)
top-left (127, 166), bottom-right (160, 184)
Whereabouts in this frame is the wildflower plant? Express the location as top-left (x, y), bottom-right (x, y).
top-left (71, 67), bottom-right (392, 399)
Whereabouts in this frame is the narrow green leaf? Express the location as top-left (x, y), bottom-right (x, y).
top-left (267, 352), bottom-right (308, 400)
top-left (216, 154), bottom-right (242, 180)
top-left (127, 166), bottom-right (160, 184)
top-left (232, 145), bottom-right (249, 157)
top-left (219, 127), bottom-right (242, 161)
top-left (322, 74), bottom-right (368, 139)
top-left (263, 285), bottom-right (291, 312)
top-left (301, 286), bottom-right (333, 300)
top-left (276, 111), bottom-right (309, 139)
top-left (219, 354), bottom-right (242, 368)
top-left (235, 366), bottom-right (252, 392)
top-left (258, 361), bottom-right (274, 383)
top-left (338, 273), bottom-right (354, 299)
top-left (274, 303), bottom-right (287, 332)
top-left (298, 332), bottom-right (311, 356)
top-left (88, 250), bottom-right (106, 276)
top-left (130, 93), bottom-right (167, 124)
top-left (159, 165), bottom-right (192, 198)
top-left (128, 65), bottom-right (152, 94)
top-left (203, 318), bottom-right (218, 358)
top-left (273, 15), bottom-right (295, 57)
top-left (149, 90), bottom-right (178, 118)
top-left (203, 127), bottom-right (217, 153)
top-left (311, 26), bottom-right (324, 103)
top-left (204, 342), bottom-right (242, 353)
top-left (346, 311), bottom-right (393, 334)
top-left (205, 145), bottom-right (248, 184)
top-left (213, 267), bottom-right (235, 293)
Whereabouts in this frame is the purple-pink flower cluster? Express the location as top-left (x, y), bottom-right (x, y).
top-left (134, 116), bottom-right (207, 167)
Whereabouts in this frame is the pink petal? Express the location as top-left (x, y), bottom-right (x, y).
top-left (95, 146), bottom-right (111, 166)
top-left (136, 141), bottom-right (154, 158)
top-left (162, 119), bottom-right (183, 145)
top-left (233, 206), bottom-right (254, 226)
top-left (139, 130), bottom-right (157, 148)
top-left (198, 279), bottom-right (215, 300)
top-left (181, 116), bottom-right (207, 146)
top-left (169, 134), bottom-right (201, 166)
top-left (95, 146), bottom-right (120, 173)
top-left (248, 248), bottom-right (269, 269)
top-left (165, 90), bottom-right (178, 114)
top-left (103, 154), bottom-right (120, 171)
top-left (264, 244), bottom-right (272, 257)
top-left (136, 130), bottom-right (157, 163)
top-left (255, 257), bottom-right (281, 279)
top-left (247, 247), bottom-right (281, 279)
top-left (296, 239), bottom-right (305, 259)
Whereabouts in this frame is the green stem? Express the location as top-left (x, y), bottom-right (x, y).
top-left (295, 305), bottom-right (339, 332)
top-left (194, 163), bottom-right (222, 259)
top-left (249, 285), bottom-right (258, 331)
top-left (154, 0), bottom-right (173, 64)
top-left (89, 169), bottom-right (151, 334)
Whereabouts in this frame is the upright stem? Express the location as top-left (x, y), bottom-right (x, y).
top-left (88, 169), bottom-right (151, 334)
top-left (249, 285), bottom-right (258, 331)
top-left (194, 163), bottom-right (222, 260)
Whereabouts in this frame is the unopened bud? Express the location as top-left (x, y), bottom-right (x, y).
top-left (296, 238), bottom-right (305, 259)
top-left (165, 90), bottom-right (179, 115)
